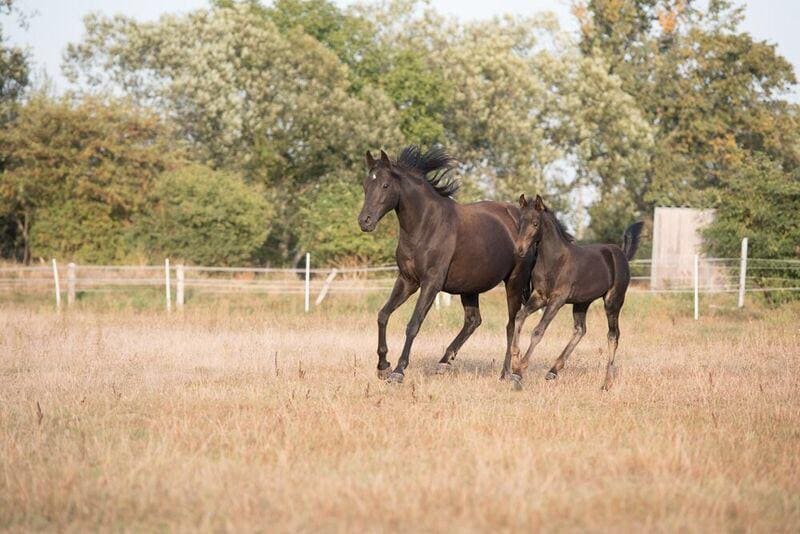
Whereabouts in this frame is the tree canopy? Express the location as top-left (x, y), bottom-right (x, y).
top-left (0, 0), bottom-right (796, 267)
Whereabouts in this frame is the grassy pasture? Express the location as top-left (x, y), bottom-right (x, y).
top-left (1, 291), bottom-right (799, 532)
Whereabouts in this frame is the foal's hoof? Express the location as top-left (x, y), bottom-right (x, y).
top-left (510, 373), bottom-right (523, 391)
top-left (435, 362), bottom-right (453, 375)
top-left (545, 371), bottom-right (558, 381)
top-left (387, 372), bottom-right (404, 384)
top-left (377, 366), bottom-right (392, 380)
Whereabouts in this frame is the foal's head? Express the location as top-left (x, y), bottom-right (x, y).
top-left (358, 150), bottom-right (401, 232)
top-left (515, 194), bottom-right (548, 257)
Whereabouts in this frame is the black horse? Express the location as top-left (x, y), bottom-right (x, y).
top-left (509, 194), bottom-right (643, 391)
top-left (358, 147), bottom-right (534, 383)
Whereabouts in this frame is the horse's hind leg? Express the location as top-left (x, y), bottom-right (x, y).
top-left (546, 301), bottom-right (589, 380)
top-left (602, 300), bottom-right (622, 391)
top-left (436, 294), bottom-right (481, 374)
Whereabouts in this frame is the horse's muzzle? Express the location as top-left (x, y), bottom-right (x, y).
top-left (358, 214), bottom-right (376, 232)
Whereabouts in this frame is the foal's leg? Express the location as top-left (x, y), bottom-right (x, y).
top-left (500, 276), bottom-right (528, 380)
top-left (387, 278), bottom-right (445, 383)
top-left (601, 302), bottom-right (622, 391)
top-left (376, 276), bottom-right (419, 379)
top-left (436, 293), bottom-right (480, 374)
top-left (545, 301), bottom-right (589, 380)
top-left (511, 296), bottom-right (567, 388)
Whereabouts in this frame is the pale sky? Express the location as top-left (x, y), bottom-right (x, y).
top-left (4, 0), bottom-right (800, 101)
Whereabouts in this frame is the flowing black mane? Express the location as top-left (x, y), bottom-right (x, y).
top-left (544, 210), bottom-right (575, 243)
top-left (394, 146), bottom-right (459, 198)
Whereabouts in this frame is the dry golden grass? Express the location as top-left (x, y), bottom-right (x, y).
top-left (1, 293), bottom-right (799, 532)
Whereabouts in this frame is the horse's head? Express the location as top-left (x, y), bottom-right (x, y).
top-left (515, 193), bottom-right (547, 257)
top-left (358, 150), bottom-right (401, 232)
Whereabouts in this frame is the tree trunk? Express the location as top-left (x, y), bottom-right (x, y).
top-left (18, 210), bottom-right (30, 265)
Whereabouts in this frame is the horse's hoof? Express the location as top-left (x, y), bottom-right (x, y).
top-left (377, 366), bottom-right (392, 380)
top-left (499, 372), bottom-right (509, 381)
top-left (435, 362), bottom-right (453, 375)
top-left (545, 371), bottom-right (558, 381)
top-left (510, 373), bottom-right (523, 391)
top-left (387, 372), bottom-right (404, 384)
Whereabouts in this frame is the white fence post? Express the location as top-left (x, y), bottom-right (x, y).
top-left (176, 264), bottom-right (185, 310)
top-left (442, 293), bottom-right (452, 307)
top-left (315, 268), bottom-right (338, 306)
top-left (67, 262), bottom-right (76, 306)
top-left (304, 253), bottom-right (310, 313)
top-left (738, 237), bottom-right (748, 309)
top-left (165, 258), bottom-right (171, 312)
top-left (693, 254), bottom-right (699, 321)
top-left (52, 259), bottom-right (61, 309)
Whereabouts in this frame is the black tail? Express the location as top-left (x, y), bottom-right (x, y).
top-left (622, 222), bottom-right (644, 261)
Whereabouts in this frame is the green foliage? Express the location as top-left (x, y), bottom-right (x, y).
top-left (296, 177), bottom-right (396, 265)
top-left (136, 165), bottom-right (272, 266)
top-left (578, 0), bottom-right (799, 240)
top-left (704, 154), bottom-right (800, 260)
top-left (0, 94), bottom-right (179, 263)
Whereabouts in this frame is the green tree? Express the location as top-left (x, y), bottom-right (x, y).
top-left (295, 177), bottom-right (396, 265)
top-left (65, 2), bottom-right (402, 262)
top-left (576, 0), bottom-right (799, 240)
top-left (0, 94), bottom-right (179, 263)
top-left (135, 164), bottom-right (272, 266)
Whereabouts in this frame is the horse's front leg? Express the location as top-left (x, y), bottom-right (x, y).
top-left (511, 295), bottom-right (566, 390)
top-left (376, 276), bottom-right (419, 379)
top-left (387, 278), bottom-right (445, 384)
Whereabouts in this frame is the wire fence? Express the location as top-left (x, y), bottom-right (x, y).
top-left (1, 249), bottom-right (799, 317)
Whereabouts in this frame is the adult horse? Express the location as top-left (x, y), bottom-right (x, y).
top-left (358, 147), bottom-right (534, 383)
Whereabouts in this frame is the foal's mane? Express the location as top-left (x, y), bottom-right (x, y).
top-left (543, 209), bottom-right (575, 243)
top-left (394, 146), bottom-right (460, 198)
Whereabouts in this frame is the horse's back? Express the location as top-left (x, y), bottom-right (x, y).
top-left (443, 201), bottom-right (519, 294)
top-left (567, 244), bottom-right (630, 303)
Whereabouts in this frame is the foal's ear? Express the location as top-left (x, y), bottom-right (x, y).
top-left (365, 150), bottom-right (376, 169)
top-left (518, 194), bottom-right (528, 208)
top-left (379, 149), bottom-right (391, 165)
top-left (533, 194), bottom-right (547, 212)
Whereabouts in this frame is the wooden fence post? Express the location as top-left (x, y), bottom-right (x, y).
top-left (67, 262), bottom-right (76, 306)
top-left (315, 268), bottom-right (338, 306)
top-left (52, 259), bottom-right (61, 309)
top-left (738, 237), bottom-right (748, 309)
top-left (693, 254), bottom-right (699, 321)
top-left (165, 258), bottom-right (171, 312)
top-left (304, 253), bottom-right (310, 313)
top-left (176, 264), bottom-right (185, 310)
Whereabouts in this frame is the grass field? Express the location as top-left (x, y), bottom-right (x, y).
top-left (1, 291), bottom-right (799, 531)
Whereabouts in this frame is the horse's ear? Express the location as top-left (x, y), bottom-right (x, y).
top-left (365, 150), bottom-right (375, 169)
top-left (380, 149), bottom-right (391, 165)
top-left (518, 194), bottom-right (528, 208)
top-left (534, 194), bottom-right (547, 212)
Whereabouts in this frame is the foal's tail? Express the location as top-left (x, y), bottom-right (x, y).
top-left (622, 222), bottom-right (645, 261)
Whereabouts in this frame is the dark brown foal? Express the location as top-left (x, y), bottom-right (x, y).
top-left (509, 194), bottom-right (643, 391)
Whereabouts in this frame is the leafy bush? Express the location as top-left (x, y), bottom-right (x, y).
top-left (136, 165), bottom-right (272, 266)
top-left (295, 177), bottom-right (396, 265)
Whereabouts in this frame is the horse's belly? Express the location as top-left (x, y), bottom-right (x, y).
top-left (442, 271), bottom-right (505, 295)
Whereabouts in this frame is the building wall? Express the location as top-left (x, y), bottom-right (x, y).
top-left (650, 207), bottom-right (720, 290)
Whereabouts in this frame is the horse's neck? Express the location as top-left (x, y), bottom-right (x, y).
top-left (395, 178), bottom-right (450, 239)
top-left (538, 215), bottom-right (572, 261)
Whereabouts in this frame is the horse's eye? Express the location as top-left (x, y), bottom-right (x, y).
top-left (382, 182), bottom-right (389, 189)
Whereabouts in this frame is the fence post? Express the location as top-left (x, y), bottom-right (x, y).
top-left (738, 237), bottom-right (748, 309)
top-left (52, 259), bottom-right (61, 309)
top-left (304, 253), bottom-right (310, 313)
top-left (67, 262), bottom-right (76, 306)
top-left (165, 258), bottom-right (171, 312)
top-left (315, 268), bottom-right (338, 306)
top-left (176, 264), bottom-right (185, 310)
top-left (442, 293), bottom-right (452, 307)
top-left (693, 254), bottom-right (699, 321)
